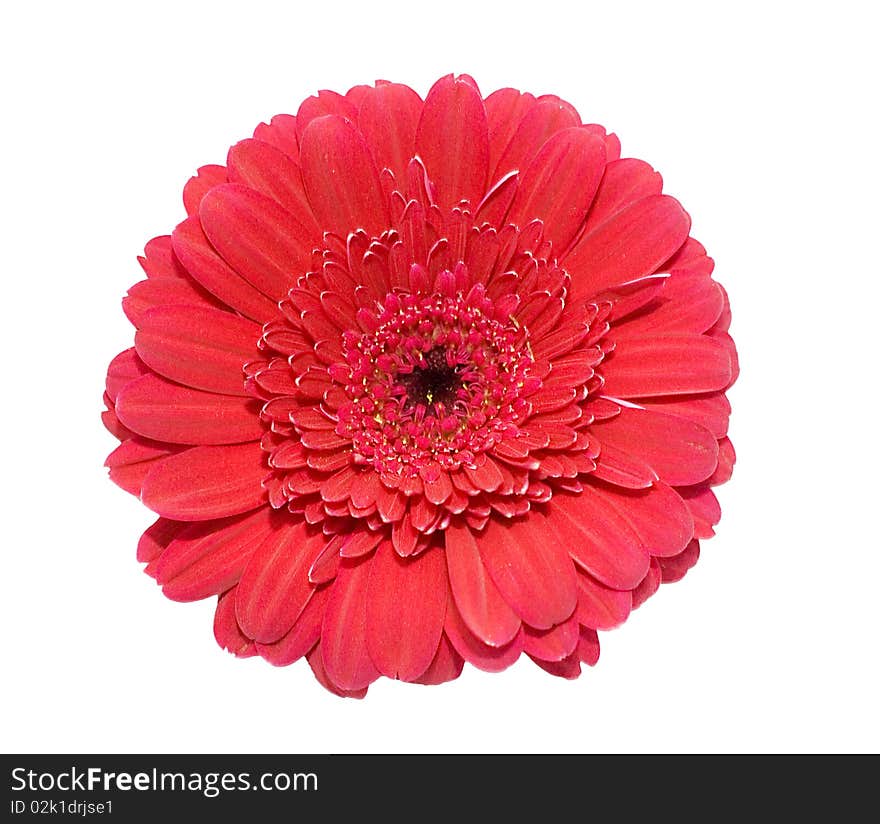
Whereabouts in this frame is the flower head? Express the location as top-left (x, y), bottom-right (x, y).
top-left (104, 75), bottom-right (737, 695)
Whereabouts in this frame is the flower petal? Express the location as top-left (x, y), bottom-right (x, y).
top-left (213, 589), bottom-right (256, 658)
top-left (507, 127), bottom-right (606, 255)
top-left (156, 508), bottom-right (275, 602)
top-left (548, 488), bottom-right (650, 590)
top-left (592, 406), bottom-right (719, 486)
top-left (123, 277), bottom-right (219, 328)
top-left (416, 74), bottom-right (489, 208)
top-left (485, 87), bottom-right (536, 181)
top-left (226, 138), bottom-right (320, 239)
top-left (252, 113), bottom-right (298, 158)
top-left (356, 81), bottom-right (423, 183)
top-left (679, 486), bottom-right (721, 538)
top-left (138, 235), bottom-right (188, 280)
top-left (582, 158), bottom-right (663, 234)
top-left (445, 521), bottom-right (521, 647)
top-left (199, 183), bottom-right (312, 302)
top-left (521, 614), bottom-right (579, 662)
top-left (307, 643), bottom-right (368, 699)
top-left (412, 634), bottom-right (464, 686)
top-left (115, 373), bottom-right (262, 445)
top-left (365, 541), bottom-right (447, 681)
top-left (320, 559), bottom-right (381, 691)
top-left (135, 304), bottom-right (261, 396)
top-left (183, 164), bottom-right (227, 216)
top-left (171, 216), bottom-right (277, 323)
top-left (300, 115), bottom-right (389, 237)
top-left (479, 510), bottom-right (578, 630)
top-left (587, 481), bottom-right (694, 559)
top-left (637, 393), bottom-right (731, 439)
top-left (602, 334), bottom-right (733, 398)
top-left (105, 437), bottom-right (184, 497)
top-left (141, 442), bottom-right (268, 521)
top-left (564, 194), bottom-right (690, 299)
top-left (632, 558), bottom-right (662, 608)
top-left (493, 96), bottom-right (581, 181)
top-left (614, 273), bottom-right (723, 337)
top-left (235, 520), bottom-right (326, 644)
top-left (137, 517), bottom-right (184, 564)
top-left (575, 569), bottom-right (632, 630)
top-left (256, 586), bottom-right (330, 666)
top-left (658, 539), bottom-right (700, 582)
top-left (444, 590), bottom-right (523, 673)
top-left (105, 348), bottom-right (149, 401)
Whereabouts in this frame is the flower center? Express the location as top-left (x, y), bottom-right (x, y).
top-left (398, 346), bottom-right (462, 413)
top-left (335, 286), bottom-right (535, 478)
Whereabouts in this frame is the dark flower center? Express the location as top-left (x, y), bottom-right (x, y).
top-left (334, 281), bottom-right (536, 478)
top-left (398, 347), bottom-right (463, 414)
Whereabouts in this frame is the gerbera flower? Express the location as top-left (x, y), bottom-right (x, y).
top-left (103, 74), bottom-right (737, 696)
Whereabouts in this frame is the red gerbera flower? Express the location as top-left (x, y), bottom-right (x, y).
top-left (103, 74), bottom-right (737, 696)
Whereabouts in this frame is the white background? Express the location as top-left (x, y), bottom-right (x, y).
top-left (2, 0), bottom-right (877, 754)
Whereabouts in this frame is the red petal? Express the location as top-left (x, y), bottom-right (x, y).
top-left (171, 216), bottom-right (277, 323)
top-left (632, 558), bottom-right (662, 608)
top-left (614, 274), bottom-right (723, 337)
top-left (213, 589), bottom-right (256, 658)
top-left (183, 164), bottom-right (227, 216)
top-left (141, 442), bottom-right (268, 520)
top-left (445, 522), bottom-right (521, 647)
top-left (638, 393), bottom-right (731, 439)
top-left (105, 348), bottom-right (149, 401)
top-left (307, 642), bottom-right (368, 699)
top-left (235, 520), bottom-right (326, 644)
top-left (592, 406), bottom-right (718, 486)
top-left (412, 634), bottom-right (464, 686)
top-left (658, 539), bottom-right (700, 582)
top-left (105, 437), bottom-right (184, 497)
top-left (531, 653), bottom-right (582, 680)
top-left (709, 436), bottom-right (736, 485)
top-left (226, 138), bottom-right (320, 239)
top-left (479, 510), bottom-right (578, 630)
top-left (521, 614), bottom-right (579, 662)
top-left (444, 590), bottom-right (523, 673)
top-left (115, 373), bottom-right (262, 445)
top-left (416, 74), bottom-right (489, 208)
top-left (123, 277), bottom-right (219, 328)
top-left (679, 486), bottom-right (721, 538)
top-left (575, 569), bottom-right (632, 630)
top-left (102, 406), bottom-right (133, 441)
top-left (138, 235), bottom-right (188, 280)
top-left (582, 158), bottom-right (663, 233)
top-left (507, 127), bottom-right (606, 255)
top-left (591, 440), bottom-right (657, 489)
top-left (577, 627), bottom-right (601, 666)
top-left (137, 517), bottom-right (184, 563)
top-left (199, 184), bottom-right (312, 301)
top-left (299, 115), bottom-right (389, 237)
top-left (135, 304), bottom-right (260, 397)
top-left (485, 87), bottom-right (536, 182)
top-left (365, 541), bottom-right (447, 681)
top-left (296, 90), bottom-right (359, 141)
top-left (256, 586), bottom-right (330, 666)
top-left (157, 508), bottom-right (275, 601)
top-left (587, 481), bottom-right (694, 559)
top-left (493, 96), bottom-right (581, 181)
top-left (548, 489), bottom-right (650, 590)
top-left (320, 559), bottom-right (381, 691)
top-left (565, 195), bottom-right (690, 299)
top-left (252, 113), bottom-right (298, 158)
top-left (356, 81), bottom-right (423, 183)
top-left (602, 335), bottom-right (733, 398)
